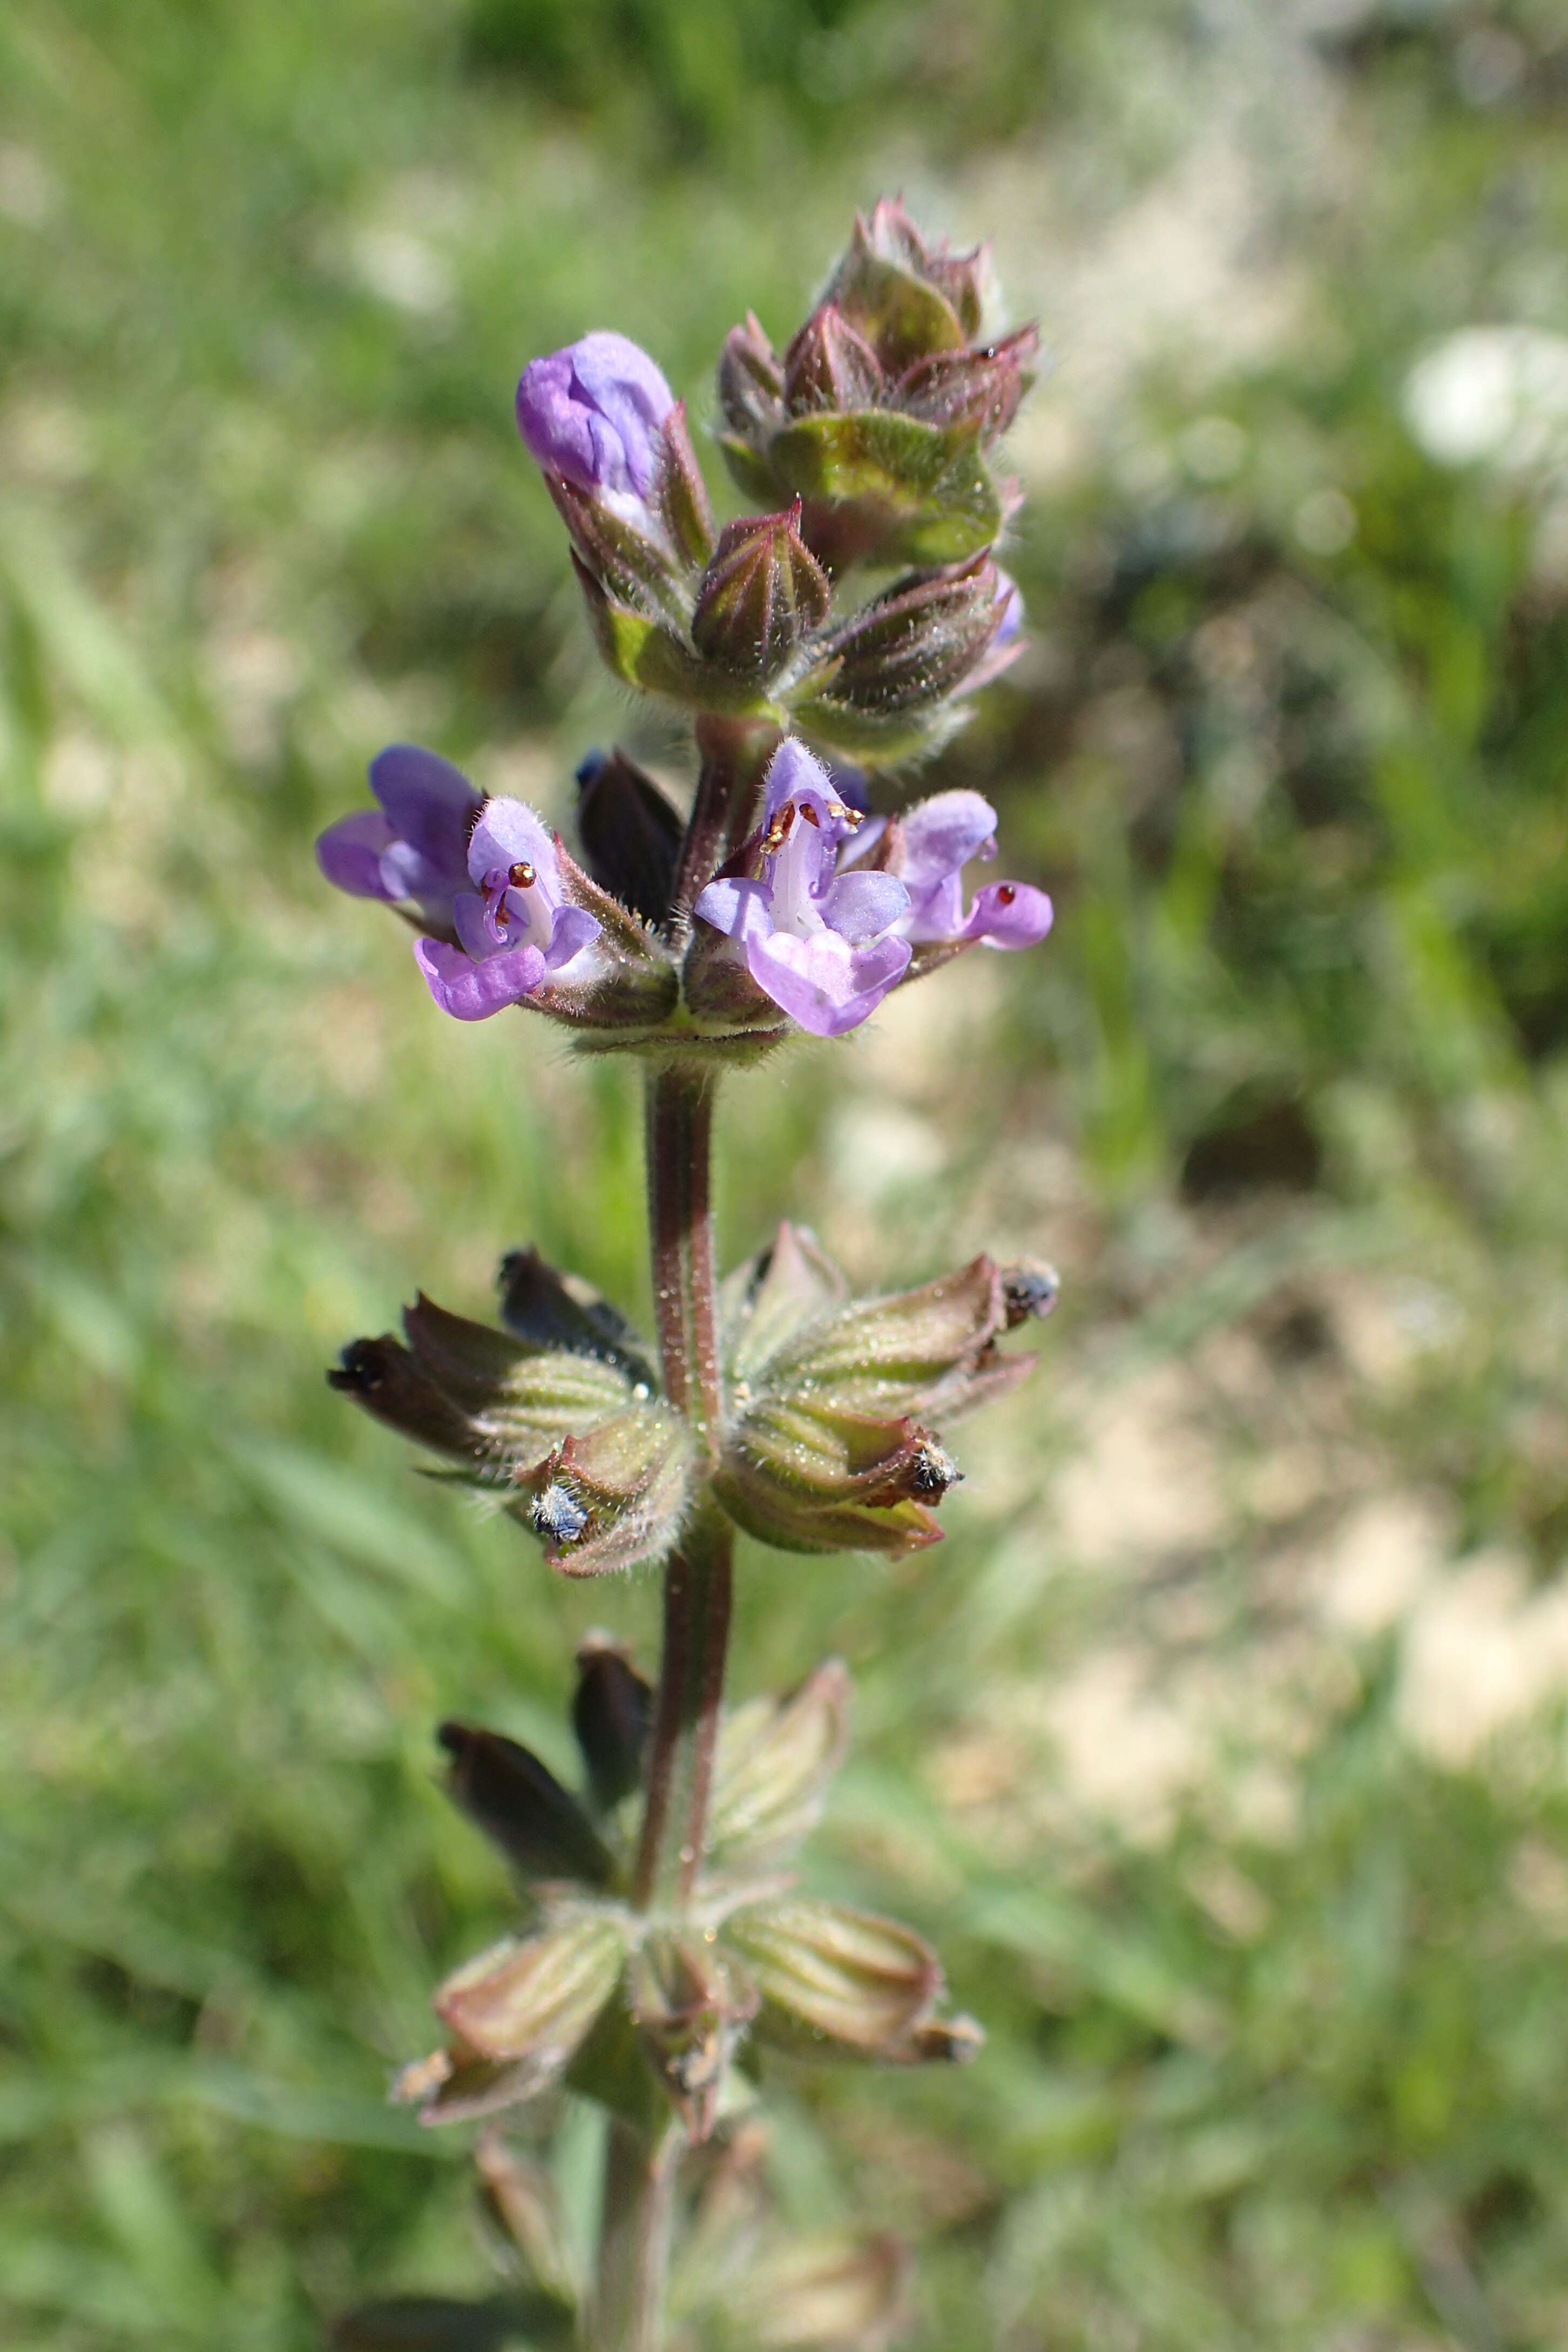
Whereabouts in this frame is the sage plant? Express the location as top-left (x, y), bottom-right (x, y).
top-left (320, 201), bottom-right (1056, 2352)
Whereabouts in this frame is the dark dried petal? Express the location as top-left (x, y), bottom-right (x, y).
top-left (575, 750), bottom-right (684, 929)
top-left (572, 1634), bottom-right (652, 1814)
top-left (437, 1721), bottom-right (614, 1888)
top-left (496, 1249), bottom-right (657, 1387)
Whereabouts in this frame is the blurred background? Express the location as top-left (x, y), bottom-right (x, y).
top-left (5, 0), bottom-right (1568, 2344)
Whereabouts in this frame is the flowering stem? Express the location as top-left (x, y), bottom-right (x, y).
top-left (590, 2117), bottom-right (680, 2352)
top-left (668, 715), bottom-right (779, 935)
top-left (634, 1063), bottom-right (731, 1910)
top-left (591, 1065), bottom-right (733, 2349)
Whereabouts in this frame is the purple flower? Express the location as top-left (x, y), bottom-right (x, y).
top-left (316, 744), bottom-right (483, 934)
top-left (863, 788), bottom-right (1053, 951)
top-left (516, 332), bottom-right (675, 502)
top-left (415, 798), bottom-right (603, 1022)
top-left (694, 741), bottom-right (913, 1038)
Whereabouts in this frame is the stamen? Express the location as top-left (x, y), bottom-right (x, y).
top-left (800, 802), bottom-right (821, 828)
top-left (761, 802), bottom-right (798, 856)
top-left (996, 884), bottom-right (1016, 905)
top-left (509, 861), bottom-right (537, 888)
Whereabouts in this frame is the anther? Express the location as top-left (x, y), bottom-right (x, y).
top-left (509, 861), bottom-right (537, 888)
top-left (997, 884), bottom-right (1016, 904)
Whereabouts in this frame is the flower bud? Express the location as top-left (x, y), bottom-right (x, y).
top-left (690, 503), bottom-right (832, 684)
top-left (826, 201), bottom-right (984, 374)
top-left (436, 1720), bottom-right (615, 1889)
top-left (627, 1932), bottom-right (759, 2141)
top-left (794, 556), bottom-right (1012, 756)
top-left (718, 312), bottom-right (787, 451)
top-left (724, 1899), bottom-right (972, 2063)
top-left (435, 1915), bottom-right (626, 2074)
top-left (898, 326), bottom-right (1039, 444)
top-left (572, 1634), bottom-right (652, 1814)
top-left (782, 303), bottom-right (884, 417)
top-left (571, 552), bottom-right (783, 718)
top-left (706, 1660), bottom-right (851, 1873)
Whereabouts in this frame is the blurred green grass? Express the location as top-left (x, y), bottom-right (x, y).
top-left (5, 1), bottom-right (1568, 2345)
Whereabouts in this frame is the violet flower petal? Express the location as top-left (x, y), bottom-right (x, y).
top-left (467, 799), bottom-right (561, 888)
top-left (543, 905), bottom-right (602, 971)
top-left (515, 332), bottom-right (674, 499)
top-left (745, 928), bottom-right (911, 1039)
top-left (317, 809), bottom-right (400, 900)
top-left (369, 745), bottom-right (483, 875)
top-left (959, 880), bottom-right (1054, 949)
top-left (821, 869), bottom-right (913, 943)
top-left (692, 876), bottom-right (771, 943)
top-left (414, 936), bottom-right (550, 1021)
top-left (896, 791), bottom-right (998, 894)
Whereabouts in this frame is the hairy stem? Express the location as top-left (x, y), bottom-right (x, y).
top-left (590, 2119), bottom-right (680, 2352)
top-left (667, 714), bottom-right (779, 935)
top-left (590, 1066), bottom-right (734, 2349)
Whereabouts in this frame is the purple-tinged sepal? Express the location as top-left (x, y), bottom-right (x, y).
top-left (724, 1898), bottom-right (981, 2066)
top-left (406, 1913), bottom-right (628, 2114)
top-left (705, 1660), bottom-right (851, 1876)
top-left (691, 502), bottom-right (832, 686)
top-left (793, 556), bottom-right (1016, 758)
top-left (782, 303), bottom-right (884, 417)
top-left (826, 198), bottom-right (992, 369)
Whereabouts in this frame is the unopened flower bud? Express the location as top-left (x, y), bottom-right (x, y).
top-left (795, 555), bottom-right (1011, 754)
top-left (782, 302), bottom-right (884, 417)
top-left (691, 502), bottom-right (832, 683)
top-left (718, 312), bottom-right (787, 449)
top-left (898, 325), bottom-right (1039, 445)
